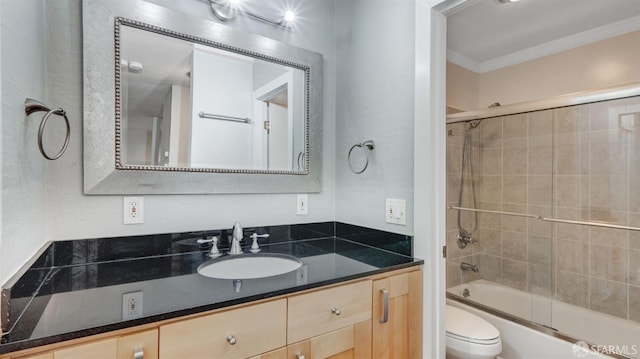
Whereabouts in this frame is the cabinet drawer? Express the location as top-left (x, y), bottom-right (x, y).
top-left (13, 330), bottom-right (157, 359)
top-left (53, 339), bottom-right (116, 359)
top-left (159, 299), bottom-right (286, 359)
top-left (287, 280), bottom-right (372, 343)
top-left (117, 329), bottom-right (158, 359)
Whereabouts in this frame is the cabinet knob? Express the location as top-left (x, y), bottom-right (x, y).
top-left (226, 335), bottom-right (237, 345)
top-left (331, 307), bottom-right (341, 316)
top-left (296, 353), bottom-right (306, 359)
top-left (133, 349), bottom-right (144, 359)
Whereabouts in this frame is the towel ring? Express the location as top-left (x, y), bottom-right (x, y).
top-left (348, 140), bottom-right (375, 174)
top-left (25, 98), bottom-right (71, 160)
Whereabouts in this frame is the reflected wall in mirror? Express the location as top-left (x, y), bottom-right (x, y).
top-left (118, 19), bottom-right (308, 173)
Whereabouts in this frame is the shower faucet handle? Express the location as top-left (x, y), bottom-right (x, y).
top-left (457, 231), bottom-right (477, 249)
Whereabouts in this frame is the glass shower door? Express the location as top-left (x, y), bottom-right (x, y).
top-left (447, 91), bottom-right (640, 358)
top-left (445, 110), bottom-right (555, 328)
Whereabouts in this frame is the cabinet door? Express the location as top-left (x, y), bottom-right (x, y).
top-left (372, 270), bottom-right (422, 359)
top-left (308, 321), bottom-right (371, 359)
top-left (160, 299), bottom-right (286, 359)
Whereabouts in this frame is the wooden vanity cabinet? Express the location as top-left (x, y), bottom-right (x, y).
top-left (4, 268), bottom-right (422, 359)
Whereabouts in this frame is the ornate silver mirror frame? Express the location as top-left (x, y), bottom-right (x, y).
top-left (83, 0), bottom-right (323, 194)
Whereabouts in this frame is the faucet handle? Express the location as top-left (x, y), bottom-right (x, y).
top-left (197, 236), bottom-right (222, 258)
top-left (249, 233), bottom-right (270, 253)
top-left (209, 236), bottom-right (221, 258)
top-left (196, 237), bottom-right (215, 244)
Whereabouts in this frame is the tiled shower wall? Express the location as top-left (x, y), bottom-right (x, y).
top-left (446, 95), bottom-right (640, 323)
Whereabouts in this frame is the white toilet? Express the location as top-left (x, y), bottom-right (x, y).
top-left (446, 305), bottom-right (502, 359)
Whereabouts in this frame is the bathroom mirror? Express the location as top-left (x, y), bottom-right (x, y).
top-left (83, 0), bottom-right (322, 194)
top-left (119, 22), bottom-right (307, 172)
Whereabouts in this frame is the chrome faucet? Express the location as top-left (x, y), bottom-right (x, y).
top-left (460, 262), bottom-right (479, 273)
top-left (457, 230), bottom-right (477, 249)
top-left (229, 221), bottom-right (243, 255)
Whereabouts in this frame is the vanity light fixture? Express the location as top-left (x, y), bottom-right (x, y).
top-left (208, 0), bottom-right (296, 29)
top-left (283, 10), bottom-right (295, 23)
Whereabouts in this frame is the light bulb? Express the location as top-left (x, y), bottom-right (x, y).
top-left (228, 0), bottom-right (241, 5)
top-left (283, 10), bottom-right (295, 23)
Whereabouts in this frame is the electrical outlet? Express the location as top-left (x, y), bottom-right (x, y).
top-left (385, 198), bottom-right (407, 225)
top-left (123, 197), bottom-right (144, 224)
top-left (296, 194), bottom-right (308, 215)
top-left (122, 291), bottom-right (143, 320)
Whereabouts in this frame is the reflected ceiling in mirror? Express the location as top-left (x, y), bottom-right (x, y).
top-left (116, 18), bottom-right (309, 174)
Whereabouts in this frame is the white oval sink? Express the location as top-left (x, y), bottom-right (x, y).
top-left (197, 253), bottom-right (303, 280)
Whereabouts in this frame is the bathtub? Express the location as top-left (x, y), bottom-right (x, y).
top-left (447, 280), bottom-right (640, 359)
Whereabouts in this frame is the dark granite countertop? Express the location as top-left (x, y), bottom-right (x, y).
top-left (0, 222), bottom-right (422, 355)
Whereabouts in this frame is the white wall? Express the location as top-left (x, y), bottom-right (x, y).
top-left (1, 0), bottom-right (47, 285)
top-left (0, 0), bottom-right (337, 285)
top-left (334, 0), bottom-right (416, 236)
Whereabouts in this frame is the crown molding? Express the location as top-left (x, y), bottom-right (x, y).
top-left (448, 15), bottom-right (640, 74)
top-left (446, 48), bottom-right (480, 72)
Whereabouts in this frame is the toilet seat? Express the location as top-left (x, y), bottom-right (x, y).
top-left (446, 305), bottom-right (500, 344)
top-left (447, 331), bottom-right (500, 345)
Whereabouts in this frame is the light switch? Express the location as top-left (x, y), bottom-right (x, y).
top-left (385, 199), bottom-right (406, 225)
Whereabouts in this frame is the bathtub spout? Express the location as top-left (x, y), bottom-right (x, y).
top-left (461, 262), bottom-right (479, 273)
